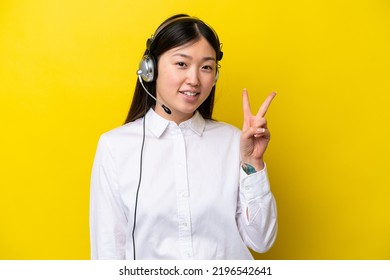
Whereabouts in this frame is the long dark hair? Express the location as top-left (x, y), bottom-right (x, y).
top-left (124, 14), bottom-right (223, 124)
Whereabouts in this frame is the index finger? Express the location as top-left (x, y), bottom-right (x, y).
top-left (257, 92), bottom-right (277, 117)
top-left (242, 88), bottom-right (253, 119)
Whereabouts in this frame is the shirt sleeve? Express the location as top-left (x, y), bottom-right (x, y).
top-left (236, 164), bottom-right (278, 253)
top-left (90, 134), bottom-right (127, 259)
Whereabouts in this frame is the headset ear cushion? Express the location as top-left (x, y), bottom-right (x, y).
top-left (139, 54), bottom-right (157, 82)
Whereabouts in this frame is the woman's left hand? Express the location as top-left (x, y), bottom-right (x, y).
top-left (240, 89), bottom-right (276, 171)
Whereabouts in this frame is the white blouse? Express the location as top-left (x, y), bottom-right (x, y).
top-left (90, 109), bottom-right (277, 259)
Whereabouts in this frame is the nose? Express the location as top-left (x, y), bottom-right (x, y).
top-left (185, 67), bottom-right (200, 86)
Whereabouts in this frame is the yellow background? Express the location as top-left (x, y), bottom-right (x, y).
top-left (1, 0), bottom-right (389, 259)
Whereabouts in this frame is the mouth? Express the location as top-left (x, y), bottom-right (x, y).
top-left (179, 91), bottom-right (199, 97)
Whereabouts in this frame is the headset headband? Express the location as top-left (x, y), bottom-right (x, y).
top-left (146, 15), bottom-right (223, 61)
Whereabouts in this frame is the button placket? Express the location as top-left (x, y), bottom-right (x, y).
top-left (174, 127), bottom-right (194, 259)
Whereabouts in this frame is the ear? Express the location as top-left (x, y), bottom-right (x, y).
top-left (213, 69), bottom-right (219, 86)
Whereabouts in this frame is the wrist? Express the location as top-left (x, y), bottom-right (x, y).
top-left (241, 158), bottom-right (265, 172)
top-left (241, 162), bottom-right (257, 175)
top-left (241, 160), bottom-right (265, 175)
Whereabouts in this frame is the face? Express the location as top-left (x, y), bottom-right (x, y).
top-left (155, 36), bottom-right (217, 124)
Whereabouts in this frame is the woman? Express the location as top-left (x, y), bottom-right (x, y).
top-left (90, 14), bottom-right (277, 260)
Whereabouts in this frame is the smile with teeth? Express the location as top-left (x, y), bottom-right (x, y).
top-left (180, 91), bottom-right (199, 96)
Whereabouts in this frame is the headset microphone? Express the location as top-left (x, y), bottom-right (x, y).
top-left (136, 70), bottom-right (172, 115)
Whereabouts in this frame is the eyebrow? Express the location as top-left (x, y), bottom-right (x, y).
top-left (172, 53), bottom-right (216, 62)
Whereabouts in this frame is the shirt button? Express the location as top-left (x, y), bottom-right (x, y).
top-left (182, 222), bottom-right (187, 227)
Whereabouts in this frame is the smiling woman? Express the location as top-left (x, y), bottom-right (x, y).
top-left (89, 14), bottom-right (278, 260)
top-left (125, 14), bottom-right (224, 123)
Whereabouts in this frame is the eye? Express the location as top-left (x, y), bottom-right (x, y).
top-left (202, 65), bottom-right (214, 72)
top-left (176, 62), bottom-right (187, 68)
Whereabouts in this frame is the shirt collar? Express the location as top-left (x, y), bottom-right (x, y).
top-left (145, 108), bottom-right (206, 138)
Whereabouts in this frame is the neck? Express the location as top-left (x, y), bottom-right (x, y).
top-left (154, 106), bottom-right (195, 125)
